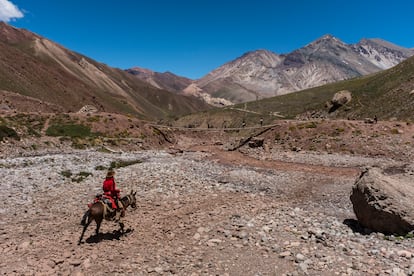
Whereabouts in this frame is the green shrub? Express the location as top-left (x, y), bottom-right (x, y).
top-left (298, 121), bottom-right (318, 129)
top-left (352, 129), bottom-right (362, 136)
top-left (86, 116), bottom-right (100, 123)
top-left (46, 123), bottom-right (92, 138)
top-left (332, 127), bottom-right (345, 136)
top-left (71, 137), bottom-right (87, 149)
top-left (305, 122), bottom-right (318, 128)
top-left (61, 170), bottom-right (92, 182)
top-left (60, 170), bottom-right (73, 178)
top-left (71, 171), bottom-right (93, 183)
top-left (28, 127), bottom-right (41, 137)
top-left (0, 125), bottom-right (20, 141)
top-left (110, 159), bottom-right (142, 169)
top-left (390, 128), bottom-right (400, 135)
top-left (405, 232), bottom-right (414, 239)
top-left (336, 127), bottom-right (345, 133)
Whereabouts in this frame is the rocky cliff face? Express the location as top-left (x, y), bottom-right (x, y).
top-left (352, 38), bottom-right (414, 70)
top-left (195, 50), bottom-right (285, 103)
top-left (189, 35), bottom-right (414, 104)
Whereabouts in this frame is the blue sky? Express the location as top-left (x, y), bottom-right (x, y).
top-left (2, 0), bottom-right (414, 79)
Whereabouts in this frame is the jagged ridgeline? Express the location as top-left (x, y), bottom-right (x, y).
top-left (153, 35), bottom-right (413, 106)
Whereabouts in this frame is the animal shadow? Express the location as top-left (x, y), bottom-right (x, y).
top-left (343, 218), bottom-right (372, 235)
top-left (85, 228), bottom-right (134, 244)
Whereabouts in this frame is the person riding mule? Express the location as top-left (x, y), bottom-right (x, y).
top-left (80, 169), bottom-right (125, 226)
top-left (79, 190), bottom-right (137, 244)
top-left (102, 169), bottom-right (125, 219)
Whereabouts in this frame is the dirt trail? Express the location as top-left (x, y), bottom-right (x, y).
top-left (190, 144), bottom-right (360, 178)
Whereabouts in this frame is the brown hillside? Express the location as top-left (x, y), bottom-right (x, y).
top-left (0, 23), bottom-right (210, 120)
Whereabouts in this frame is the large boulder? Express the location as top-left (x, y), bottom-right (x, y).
top-left (350, 167), bottom-right (414, 235)
top-left (326, 90), bottom-right (352, 113)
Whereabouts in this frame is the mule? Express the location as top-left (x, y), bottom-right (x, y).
top-left (78, 190), bottom-right (137, 244)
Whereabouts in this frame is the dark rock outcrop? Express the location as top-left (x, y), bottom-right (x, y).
top-left (350, 168), bottom-right (414, 235)
top-left (248, 138), bottom-right (264, 148)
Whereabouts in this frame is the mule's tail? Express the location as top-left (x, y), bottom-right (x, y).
top-left (80, 209), bottom-right (90, 226)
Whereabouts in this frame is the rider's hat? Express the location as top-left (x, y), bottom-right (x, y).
top-left (106, 168), bottom-right (115, 178)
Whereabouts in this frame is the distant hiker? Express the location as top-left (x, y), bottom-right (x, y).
top-left (374, 115), bottom-right (378, 124)
top-left (260, 117), bottom-right (263, 126)
top-left (102, 169), bottom-right (125, 219)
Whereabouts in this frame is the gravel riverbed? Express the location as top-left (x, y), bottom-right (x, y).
top-left (0, 144), bottom-right (413, 275)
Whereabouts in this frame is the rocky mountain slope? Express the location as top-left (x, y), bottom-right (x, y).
top-left (126, 67), bottom-right (234, 107)
top-left (172, 53), bottom-right (414, 127)
top-left (125, 67), bottom-right (192, 93)
top-left (0, 22), bottom-right (209, 119)
top-left (188, 35), bottom-right (414, 104)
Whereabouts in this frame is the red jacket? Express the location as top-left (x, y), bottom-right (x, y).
top-left (103, 177), bottom-right (120, 199)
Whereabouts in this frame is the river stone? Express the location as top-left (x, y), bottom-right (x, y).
top-left (350, 168), bottom-right (414, 235)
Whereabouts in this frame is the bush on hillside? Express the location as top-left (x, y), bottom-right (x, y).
top-left (46, 123), bottom-right (92, 138)
top-left (0, 125), bottom-right (20, 141)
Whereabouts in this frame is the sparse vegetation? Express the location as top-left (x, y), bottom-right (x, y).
top-left (46, 123), bottom-right (92, 138)
top-left (116, 129), bottom-right (130, 138)
top-left (0, 125), bottom-right (20, 141)
top-left (0, 114), bottom-right (48, 139)
top-left (71, 171), bottom-right (93, 183)
top-left (86, 116), bottom-right (101, 123)
top-left (60, 169), bottom-right (92, 182)
top-left (95, 165), bottom-right (107, 171)
top-left (298, 121), bottom-right (318, 129)
top-left (352, 129), bottom-right (362, 136)
top-left (71, 137), bottom-right (87, 149)
top-left (384, 233), bottom-right (414, 241)
top-left (332, 127), bottom-right (345, 136)
top-left (110, 159), bottom-right (142, 169)
top-left (390, 128), bottom-right (400, 135)
top-left (274, 133), bottom-right (281, 141)
top-left (60, 170), bottom-right (73, 178)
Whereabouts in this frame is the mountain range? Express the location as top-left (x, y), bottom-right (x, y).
top-left (0, 22), bottom-right (209, 119)
top-left (1, 21), bottom-right (414, 121)
top-left (128, 35), bottom-right (414, 105)
top-left (173, 53), bottom-right (414, 126)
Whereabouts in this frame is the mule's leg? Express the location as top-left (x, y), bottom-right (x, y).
top-left (78, 220), bottom-right (91, 245)
top-left (95, 218), bottom-right (102, 236)
top-left (119, 221), bottom-right (125, 233)
top-left (80, 210), bottom-right (90, 226)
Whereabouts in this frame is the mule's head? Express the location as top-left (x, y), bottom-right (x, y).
top-left (129, 190), bottom-right (137, 209)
